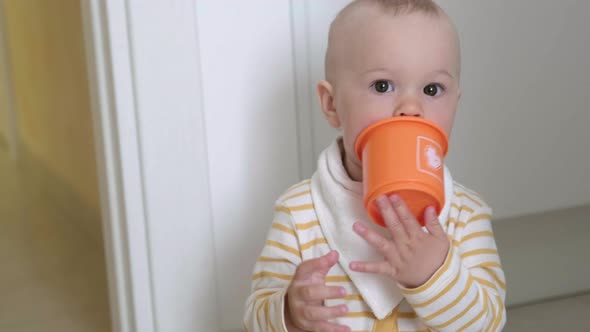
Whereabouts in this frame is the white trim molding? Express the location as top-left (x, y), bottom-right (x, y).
top-left (82, 1), bottom-right (155, 330)
top-left (289, 0), bottom-right (316, 179)
top-left (82, 0), bottom-right (219, 331)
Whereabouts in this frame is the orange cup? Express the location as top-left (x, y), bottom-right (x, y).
top-left (355, 117), bottom-right (449, 227)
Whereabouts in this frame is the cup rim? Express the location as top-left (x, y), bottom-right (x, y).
top-left (354, 117), bottom-right (449, 160)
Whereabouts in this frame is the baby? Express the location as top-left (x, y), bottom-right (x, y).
top-left (244, 1), bottom-right (506, 331)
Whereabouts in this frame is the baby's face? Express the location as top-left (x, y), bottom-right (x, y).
top-left (323, 11), bottom-right (461, 180)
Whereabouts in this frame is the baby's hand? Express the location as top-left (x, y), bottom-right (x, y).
top-left (350, 195), bottom-right (450, 289)
top-left (286, 251), bottom-right (351, 332)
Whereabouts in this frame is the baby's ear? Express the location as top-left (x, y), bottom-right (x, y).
top-left (317, 80), bottom-right (341, 129)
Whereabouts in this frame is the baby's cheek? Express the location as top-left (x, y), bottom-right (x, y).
top-left (352, 110), bottom-right (383, 130)
top-left (430, 108), bottom-right (457, 136)
top-left (345, 123), bottom-right (374, 159)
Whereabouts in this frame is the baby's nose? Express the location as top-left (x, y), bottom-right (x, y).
top-left (393, 100), bottom-right (424, 118)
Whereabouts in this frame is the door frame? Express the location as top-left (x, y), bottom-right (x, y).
top-left (81, 1), bottom-right (155, 331)
top-left (81, 1), bottom-right (220, 331)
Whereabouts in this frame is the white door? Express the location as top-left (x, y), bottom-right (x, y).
top-left (83, 1), bottom-right (590, 331)
top-left (83, 0), bottom-right (219, 331)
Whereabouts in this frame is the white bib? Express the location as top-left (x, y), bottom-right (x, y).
top-left (310, 139), bottom-right (454, 319)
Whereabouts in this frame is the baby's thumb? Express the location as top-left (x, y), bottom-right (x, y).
top-left (316, 250), bottom-right (339, 276)
top-left (294, 250), bottom-right (339, 281)
top-left (424, 206), bottom-right (445, 238)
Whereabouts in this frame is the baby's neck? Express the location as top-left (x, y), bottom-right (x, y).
top-left (338, 140), bottom-right (363, 182)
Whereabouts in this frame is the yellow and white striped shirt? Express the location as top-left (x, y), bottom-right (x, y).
top-left (244, 146), bottom-right (506, 332)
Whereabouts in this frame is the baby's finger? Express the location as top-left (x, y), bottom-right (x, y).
top-left (298, 285), bottom-right (346, 302)
top-left (301, 304), bottom-right (348, 322)
top-left (376, 195), bottom-right (409, 243)
top-left (349, 260), bottom-right (395, 277)
top-left (315, 320), bottom-right (352, 332)
top-left (294, 250), bottom-right (339, 280)
top-left (389, 194), bottom-right (422, 235)
top-left (353, 222), bottom-right (400, 264)
top-left (424, 206), bottom-right (445, 238)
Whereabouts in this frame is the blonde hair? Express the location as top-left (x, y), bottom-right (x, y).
top-left (325, 0), bottom-right (445, 81)
top-left (365, 0), bottom-right (441, 16)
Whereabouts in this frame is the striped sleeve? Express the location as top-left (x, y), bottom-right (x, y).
top-left (243, 202), bottom-right (302, 332)
top-left (399, 205), bottom-right (507, 332)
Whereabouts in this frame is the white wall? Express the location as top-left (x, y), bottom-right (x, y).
top-left (439, 1), bottom-right (590, 219)
top-left (196, 1), bottom-right (590, 330)
top-left (195, 1), bottom-right (301, 330)
top-left (305, 1), bottom-right (590, 220)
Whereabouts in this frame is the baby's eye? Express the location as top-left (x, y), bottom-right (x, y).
top-left (372, 80), bottom-right (394, 93)
top-left (424, 83), bottom-right (444, 97)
